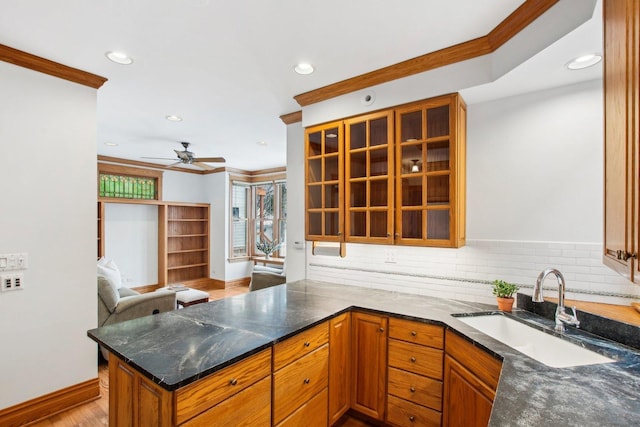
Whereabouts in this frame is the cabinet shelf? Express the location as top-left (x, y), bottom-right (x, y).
top-left (168, 234), bottom-right (208, 238)
top-left (167, 263), bottom-right (208, 271)
top-left (168, 248), bottom-right (208, 255)
top-left (168, 218), bottom-right (207, 222)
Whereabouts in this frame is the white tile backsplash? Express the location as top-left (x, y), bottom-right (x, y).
top-left (306, 239), bottom-right (640, 306)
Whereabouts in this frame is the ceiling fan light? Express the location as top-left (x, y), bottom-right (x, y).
top-left (105, 51), bottom-right (133, 65)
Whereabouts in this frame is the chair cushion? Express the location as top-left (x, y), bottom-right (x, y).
top-left (98, 276), bottom-right (119, 313)
top-left (98, 257), bottom-right (122, 290)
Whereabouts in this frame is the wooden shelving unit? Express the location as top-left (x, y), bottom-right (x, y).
top-left (159, 203), bottom-right (210, 285)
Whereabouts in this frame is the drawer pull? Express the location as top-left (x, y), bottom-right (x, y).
top-left (379, 327), bottom-right (385, 332)
top-left (410, 357), bottom-right (416, 363)
top-left (229, 378), bottom-right (238, 386)
top-left (304, 342), bottom-right (310, 347)
top-left (304, 378), bottom-right (310, 384)
top-left (409, 416), bottom-right (415, 422)
top-left (410, 386), bottom-right (416, 393)
top-left (411, 330), bottom-right (417, 336)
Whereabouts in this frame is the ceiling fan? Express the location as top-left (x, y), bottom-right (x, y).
top-left (142, 142), bottom-right (225, 170)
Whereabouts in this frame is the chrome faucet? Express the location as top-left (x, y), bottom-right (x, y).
top-left (533, 268), bottom-right (580, 332)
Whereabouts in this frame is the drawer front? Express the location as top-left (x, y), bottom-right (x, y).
top-left (388, 367), bottom-right (442, 411)
top-left (181, 376), bottom-right (271, 427)
top-left (389, 339), bottom-right (443, 380)
top-left (274, 322), bottom-right (329, 371)
top-left (387, 394), bottom-right (441, 427)
top-left (389, 318), bottom-right (444, 349)
top-left (274, 344), bottom-right (329, 424)
top-left (277, 388), bottom-right (328, 427)
top-left (176, 349), bottom-right (271, 424)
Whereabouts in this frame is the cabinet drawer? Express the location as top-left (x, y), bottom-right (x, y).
top-left (277, 388), bottom-right (328, 427)
top-left (389, 339), bottom-right (443, 380)
top-left (388, 367), bottom-right (442, 411)
top-left (180, 376), bottom-right (271, 427)
top-left (274, 322), bottom-right (329, 371)
top-left (389, 318), bottom-right (443, 349)
top-left (274, 344), bottom-right (329, 424)
top-left (175, 349), bottom-right (271, 424)
top-left (387, 394), bottom-right (441, 427)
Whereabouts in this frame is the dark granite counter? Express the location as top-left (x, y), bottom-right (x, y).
top-left (87, 280), bottom-right (640, 426)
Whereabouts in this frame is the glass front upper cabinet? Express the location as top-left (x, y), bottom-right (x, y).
top-left (395, 94), bottom-right (466, 247)
top-left (305, 121), bottom-right (344, 241)
top-left (344, 111), bottom-right (394, 244)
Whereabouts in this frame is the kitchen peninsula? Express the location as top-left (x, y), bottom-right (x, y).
top-left (88, 281), bottom-right (640, 426)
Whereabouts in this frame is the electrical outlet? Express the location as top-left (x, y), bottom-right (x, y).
top-left (1, 275), bottom-right (13, 291)
top-left (13, 273), bottom-right (24, 290)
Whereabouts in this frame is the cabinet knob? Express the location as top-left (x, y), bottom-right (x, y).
top-left (411, 330), bottom-right (417, 336)
top-left (304, 378), bottom-right (310, 384)
top-left (410, 357), bottom-right (416, 363)
top-left (395, 233), bottom-right (400, 238)
top-left (387, 233), bottom-right (391, 237)
top-left (337, 231), bottom-right (342, 236)
top-left (379, 327), bottom-right (385, 332)
top-left (409, 416), bottom-right (415, 422)
top-left (229, 378), bottom-right (238, 386)
top-left (410, 386), bottom-right (416, 393)
top-left (304, 342), bottom-right (310, 347)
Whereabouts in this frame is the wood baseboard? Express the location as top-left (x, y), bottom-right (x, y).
top-left (0, 377), bottom-right (100, 427)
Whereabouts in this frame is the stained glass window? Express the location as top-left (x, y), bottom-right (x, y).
top-left (99, 174), bottom-right (157, 199)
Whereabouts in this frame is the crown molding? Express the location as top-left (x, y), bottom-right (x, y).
top-left (293, 0), bottom-right (558, 107)
top-left (280, 111), bottom-right (302, 125)
top-left (0, 44), bottom-right (107, 89)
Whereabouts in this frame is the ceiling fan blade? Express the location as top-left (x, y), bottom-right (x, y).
top-left (192, 162), bottom-right (215, 170)
top-left (166, 161), bottom-right (183, 168)
top-left (193, 157), bottom-right (226, 163)
top-left (141, 157), bottom-right (178, 160)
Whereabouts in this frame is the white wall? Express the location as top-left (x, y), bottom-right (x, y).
top-left (0, 62), bottom-right (98, 408)
top-left (296, 80), bottom-right (640, 306)
top-left (285, 122), bottom-right (306, 281)
top-left (104, 204), bottom-right (158, 287)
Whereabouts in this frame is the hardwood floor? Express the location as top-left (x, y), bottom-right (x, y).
top-left (32, 285), bottom-right (374, 426)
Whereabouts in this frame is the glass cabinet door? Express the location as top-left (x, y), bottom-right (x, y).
top-left (395, 94), bottom-right (465, 247)
top-left (344, 111), bottom-right (394, 244)
top-left (305, 121), bottom-right (344, 241)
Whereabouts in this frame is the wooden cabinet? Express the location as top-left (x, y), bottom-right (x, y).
top-left (159, 203), bottom-right (210, 286)
top-left (603, 0), bottom-right (640, 282)
top-left (97, 201), bottom-right (104, 258)
top-left (329, 312), bottom-right (351, 424)
top-left (304, 93), bottom-right (466, 248)
top-left (108, 349), bottom-right (272, 427)
top-left (442, 330), bottom-right (502, 427)
top-left (387, 318), bottom-right (444, 427)
top-left (351, 311), bottom-right (387, 421)
top-left (345, 111), bottom-right (395, 244)
top-left (395, 94), bottom-right (466, 248)
top-left (305, 121), bottom-right (344, 241)
top-left (273, 322), bottom-right (329, 426)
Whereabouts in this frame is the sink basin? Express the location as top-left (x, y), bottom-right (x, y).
top-left (456, 314), bottom-right (614, 368)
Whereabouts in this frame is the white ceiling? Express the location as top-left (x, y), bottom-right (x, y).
top-left (0, 0), bottom-right (602, 171)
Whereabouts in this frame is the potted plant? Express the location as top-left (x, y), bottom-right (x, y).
top-left (491, 279), bottom-right (520, 312)
top-left (256, 239), bottom-right (281, 259)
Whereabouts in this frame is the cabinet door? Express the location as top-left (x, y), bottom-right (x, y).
top-left (329, 313), bottom-right (351, 424)
top-left (442, 355), bottom-right (494, 427)
top-left (395, 94), bottom-right (466, 248)
top-left (305, 121), bottom-right (344, 241)
top-left (351, 312), bottom-right (387, 420)
top-left (344, 111), bottom-right (394, 244)
top-left (603, 0), bottom-right (640, 282)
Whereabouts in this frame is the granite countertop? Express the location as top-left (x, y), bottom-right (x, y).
top-left (87, 280), bottom-right (640, 426)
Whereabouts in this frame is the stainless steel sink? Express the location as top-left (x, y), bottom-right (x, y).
top-left (456, 313), bottom-right (614, 368)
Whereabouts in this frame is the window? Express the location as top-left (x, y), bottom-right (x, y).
top-left (230, 178), bottom-right (287, 259)
top-left (98, 164), bottom-right (162, 200)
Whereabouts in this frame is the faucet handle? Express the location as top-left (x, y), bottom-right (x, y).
top-left (569, 306), bottom-right (580, 328)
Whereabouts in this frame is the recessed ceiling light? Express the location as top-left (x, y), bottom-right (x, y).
top-left (104, 142), bottom-right (118, 147)
top-left (294, 63), bottom-right (314, 75)
top-left (105, 51), bottom-right (133, 65)
top-left (257, 141), bottom-right (268, 146)
top-left (166, 115), bottom-right (183, 122)
top-left (566, 54), bottom-right (602, 70)
top-left (326, 133), bottom-right (337, 138)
